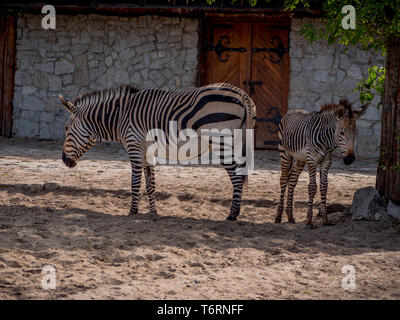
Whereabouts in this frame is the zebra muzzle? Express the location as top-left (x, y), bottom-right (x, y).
top-left (62, 152), bottom-right (77, 168)
top-left (343, 153), bottom-right (355, 165)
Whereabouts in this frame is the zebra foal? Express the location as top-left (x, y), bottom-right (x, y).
top-left (275, 99), bottom-right (369, 229)
top-left (58, 83), bottom-right (256, 220)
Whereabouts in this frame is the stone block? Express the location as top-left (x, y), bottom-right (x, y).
top-left (71, 44), bottom-right (87, 57)
top-left (17, 118), bottom-right (40, 138)
top-left (119, 48), bottom-right (136, 61)
top-left (62, 74), bottom-right (73, 85)
top-left (105, 55), bottom-right (113, 67)
top-left (55, 59), bottom-right (75, 75)
top-left (168, 27), bottom-right (182, 37)
top-left (39, 122), bottom-right (53, 140)
top-left (15, 71), bottom-right (34, 86)
top-left (91, 41), bottom-right (104, 53)
top-left (34, 62), bottom-right (54, 73)
top-left (355, 135), bottom-right (379, 158)
top-left (35, 72), bottom-right (48, 89)
top-left (347, 65), bottom-right (363, 80)
top-left (115, 70), bottom-right (130, 84)
top-left (22, 86), bottom-right (37, 96)
top-left (313, 70), bottom-right (329, 82)
top-left (183, 33), bottom-right (198, 48)
top-left (339, 54), bottom-right (352, 70)
top-left (74, 53), bottom-right (88, 67)
top-left (47, 75), bottom-right (62, 92)
top-left (22, 95), bottom-right (45, 112)
top-left (73, 67), bottom-right (89, 85)
top-left (40, 111), bottom-right (55, 123)
top-left (130, 72), bottom-right (142, 85)
top-left (149, 70), bottom-right (165, 87)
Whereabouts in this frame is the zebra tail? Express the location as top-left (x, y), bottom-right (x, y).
top-left (241, 91), bottom-right (256, 193)
top-left (243, 173), bottom-right (248, 190)
top-left (277, 121), bottom-right (285, 154)
top-left (243, 92), bottom-right (256, 132)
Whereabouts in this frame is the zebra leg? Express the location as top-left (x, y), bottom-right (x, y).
top-left (285, 159), bottom-right (305, 223)
top-left (320, 154), bottom-right (335, 226)
top-left (144, 165), bottom-right (157, 214)
top-left (305, 161), bottom-right (317, 229)
top-left (224, 163), bottom-right (245, 221)
top-left (275, 152), bottom-right (293, 223)
top-left (127, 144), bottom-right (145, 216)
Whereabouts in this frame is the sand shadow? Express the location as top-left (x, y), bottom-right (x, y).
top-left (0, 203), bottom-right (398, 258)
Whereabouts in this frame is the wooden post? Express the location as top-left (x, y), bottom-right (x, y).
top-left (0, 15), bottom-right (16, 138)
top-left (0, 17), bottom-right (5, 136)
top-left (376, 35), bottom-right (400, 202)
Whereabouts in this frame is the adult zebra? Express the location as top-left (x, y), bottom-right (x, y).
top-left (275, 99), bottom-right (369, 229)
top-left (59, 83), bottom-right (256, 220)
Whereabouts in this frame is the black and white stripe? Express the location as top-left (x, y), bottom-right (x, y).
top-left (275, 99), bottom-right (369, 228)
top-left (59, 83), bottom-right (256, 220)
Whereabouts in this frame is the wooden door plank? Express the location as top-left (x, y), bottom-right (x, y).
top-left (251, 22), bottom-right (290, 149)
top-left (202, 20), bottom-right (250, 90)
top-left (239, 22), bottom-right (252, 94)
top-left (3, 16), bottom-right (16, 137)
top-left (0, 17), bottom-right (6, 136)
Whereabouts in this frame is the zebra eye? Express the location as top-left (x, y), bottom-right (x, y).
top-left (340, 130), bottom-right (345, 135)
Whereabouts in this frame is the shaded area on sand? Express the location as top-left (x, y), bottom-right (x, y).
top-left (0, 137), bottom-right (398, 299)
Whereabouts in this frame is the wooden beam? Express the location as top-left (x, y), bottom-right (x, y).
top-left (3, 16), bottom-right (16, 137)
top-left (376, 35), bottom-right (400, 202)
top-left (0, 16), bottom-right (16, 138)
top-left (1, 2), bottom-right (324, 18)
top-left (0, 17), bottom-right (5, 136)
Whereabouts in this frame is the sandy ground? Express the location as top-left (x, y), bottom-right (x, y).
top-left (0, 137), bottom-right (399, 300)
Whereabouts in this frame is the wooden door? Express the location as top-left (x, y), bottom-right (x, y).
top-left (0, 16), bottom-right (16, 138)
top-left (202, 22), bottom-right (251, 88)
top-left (251, 23), bottom-right (290, 148)
top-left (201, 19), bottom-right (290, 149)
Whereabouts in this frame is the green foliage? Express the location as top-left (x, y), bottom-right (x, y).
top-left (206, 0), bottom-right (260, 6)
top-left (284, 0), bottom-right (400, 55)
top-left (285, 1), bottom-right (397, 111)
top-left (284, 1), bottom-right (400, 174)
top-left (0, 8), bottom-right (21, 17)
top-left (354, 65), bottom-right (385, 109)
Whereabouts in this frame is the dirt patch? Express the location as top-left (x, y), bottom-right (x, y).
top-left (0, 137), bottom-right (399, 299)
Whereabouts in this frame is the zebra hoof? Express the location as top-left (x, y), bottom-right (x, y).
top-left (274, 218), bottom-right (282, 224)
top-left (305, 223), bottom-right (314, 230)
top-left (288, 218), bottom-right (295, 223)
top-left (323, 221), bottom-right (336, 226)
top-left (226, 215), bottom-right (237, 221)
top-left (150, 209), bottom-right (158, 214)
top-left (129, 210), bottom-right (138, 216)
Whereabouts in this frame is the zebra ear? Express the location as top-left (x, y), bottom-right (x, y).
top-left (353, 103), bottom-right (370, 119)
top-left (58, 95), bottom-right (77, 114)
top-left (334, 105), bottom-right (346, 120)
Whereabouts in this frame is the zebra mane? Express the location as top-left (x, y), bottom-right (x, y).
top-left (319, 98), bottom-right (353, 117)
top-left (71, 84), bottom-right (140, 106)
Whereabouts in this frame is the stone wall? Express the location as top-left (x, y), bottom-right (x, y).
top-left (12, 14), bottom-right (384, 158)
top-left (289, 18), bottom-right (385, 158)
top-left (12, 14), bottom-right (199, 140)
